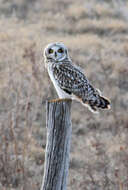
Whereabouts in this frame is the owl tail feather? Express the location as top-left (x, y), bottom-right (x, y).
top-left (82, 96), bottom-right (111, 113)
top-left (97, 96), bottom-right (111, 109)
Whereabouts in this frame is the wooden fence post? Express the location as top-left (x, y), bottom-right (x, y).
top-left (41, 99), bottom-right (72, 190)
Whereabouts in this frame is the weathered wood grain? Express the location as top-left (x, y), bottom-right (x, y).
top-left (41, 99), bottom-right (72, 190)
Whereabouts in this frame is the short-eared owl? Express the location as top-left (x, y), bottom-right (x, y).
top-left (44, 42), bottom-right (110, 113)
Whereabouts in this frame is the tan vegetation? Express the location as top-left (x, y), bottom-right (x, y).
top-left (0, 0), bottom-right (128, 189)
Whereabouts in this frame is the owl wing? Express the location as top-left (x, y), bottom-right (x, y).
top-left (53, 62), bottom-right (97, 101)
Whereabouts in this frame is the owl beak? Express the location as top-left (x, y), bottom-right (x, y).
top-left (55, 52), bottom-right (57, 57)
top-left (54, 52), bottom-right (58, 61)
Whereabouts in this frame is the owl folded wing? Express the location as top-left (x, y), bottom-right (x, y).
top-left (52, 63), bottom-right (93, 99)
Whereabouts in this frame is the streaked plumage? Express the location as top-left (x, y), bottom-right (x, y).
top-left (44, 42), bottom-right (111, 113)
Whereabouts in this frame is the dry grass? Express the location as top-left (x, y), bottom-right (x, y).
top-left (0, 0), bottom-right (128, 189)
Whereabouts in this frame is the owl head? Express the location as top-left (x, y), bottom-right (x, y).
top-left (44, 42), bottom-right (70, 62)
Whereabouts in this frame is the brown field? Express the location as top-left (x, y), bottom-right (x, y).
top-left (0, 0), bottom-right (128, 189)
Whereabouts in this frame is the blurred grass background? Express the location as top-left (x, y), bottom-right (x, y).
top-left (0, 0), bottom-right (128, 189)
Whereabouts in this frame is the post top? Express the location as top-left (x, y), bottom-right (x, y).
top-left (47, 98), bottom-right (72, 103)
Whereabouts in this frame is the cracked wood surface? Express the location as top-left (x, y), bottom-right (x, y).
top-left (41, 99), bottom-right (72, 190)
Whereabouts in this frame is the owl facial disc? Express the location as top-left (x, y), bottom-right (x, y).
top-left (44, 42), bottom-right (68, 61)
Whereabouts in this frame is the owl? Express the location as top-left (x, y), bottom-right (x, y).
top-left (44, 42), bottom-right (111, 113)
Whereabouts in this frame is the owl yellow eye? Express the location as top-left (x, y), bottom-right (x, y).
top-left (58, 48), bottom-right (63, 53)
top-left (48, 48), bottom-right (53, 54)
